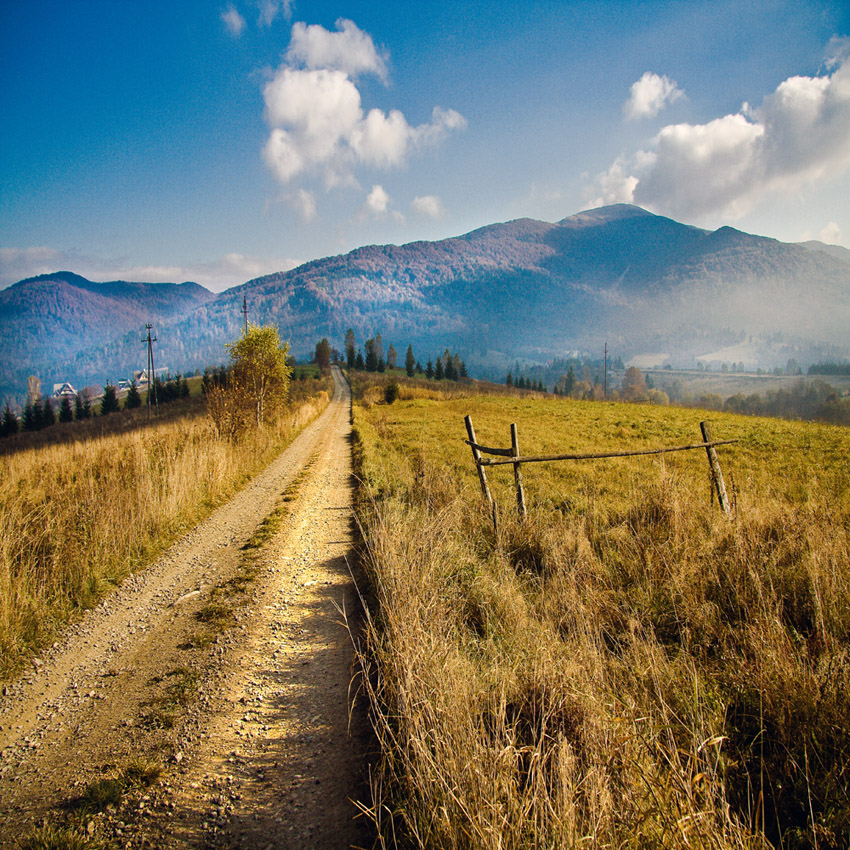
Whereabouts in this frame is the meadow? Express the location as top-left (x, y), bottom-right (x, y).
top-left (0, 375), bottom-right (331, 679)
top-left (351, 377), bottom-right (850, 849)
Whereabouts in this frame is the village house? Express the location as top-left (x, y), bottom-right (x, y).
top-left (52, 381), bottom-right (77, 399)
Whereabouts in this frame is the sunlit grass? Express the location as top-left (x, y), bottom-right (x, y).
top-left (352, 379), bottom-right (850, 849)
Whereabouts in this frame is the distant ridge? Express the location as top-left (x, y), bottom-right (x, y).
top-left (2, 206), bottom-right (849, 401)
top-left (0, 273), bottom-right (213, 400)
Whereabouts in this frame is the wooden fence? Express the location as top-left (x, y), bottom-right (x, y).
top-left (464, 415), bottom-right (738, 526)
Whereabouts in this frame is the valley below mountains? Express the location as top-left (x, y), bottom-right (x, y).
top-left (2, 204), bottom-right (849, 402)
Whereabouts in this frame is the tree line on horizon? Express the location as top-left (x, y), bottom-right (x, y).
top-left (341, 329), bottom-right (468, 382)
top-left (0, 375), bottom-right (191, 439)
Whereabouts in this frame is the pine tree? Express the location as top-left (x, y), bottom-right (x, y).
top-left (1, 404), bottom-right (19, 437)
top-left (22, 402), bottom-right (36, 431)
top-left (435, 357), bottom-right (445, 380)
top-left (425, 360), bottom-right (434, 379)
top-left (444, 351), bottom-right (457, 381)
top-left (59, 396), bottom-right (74, 422)
top-left (42, 397), bottom-right (56, 427)
top-left (506, 371), bottom-right (513, 387)
top-left (75, 393), bottom-right (85, 420)
top-left (405, 345), bottom-right (416, 377)
top-left (100, 384), bottom-right (120, 415)
top-left (345, 329), bottom-right (356, 369)
top-left (355, 351), bottom-right (365, 370)
top-left (125, 383), bottom-right (142, 410)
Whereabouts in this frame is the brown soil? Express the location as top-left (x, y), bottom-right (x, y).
top-left (0, 367), bottom-right (374, 849)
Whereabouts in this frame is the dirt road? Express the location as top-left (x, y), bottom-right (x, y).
top-left (0, 366), bottom-right (373, 849)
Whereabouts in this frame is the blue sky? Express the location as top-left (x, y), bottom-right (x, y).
top-left (2, 0), bottom-right (849, 291)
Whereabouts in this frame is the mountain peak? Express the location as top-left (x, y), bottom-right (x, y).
top-left (557, 204), bottom-right (655, 227)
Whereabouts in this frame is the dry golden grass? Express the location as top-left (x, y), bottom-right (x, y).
top-left (0, 380), bottom-right (330, 679)
top-left (351, 379), bottom-right (850, 849)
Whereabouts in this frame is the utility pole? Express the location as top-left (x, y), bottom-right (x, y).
top-left (603, 341), bottom-right (608, 400)
top-left (241, 296), bottom-right (248, 336)
top-left (143, 324), bottom-right (158, 420)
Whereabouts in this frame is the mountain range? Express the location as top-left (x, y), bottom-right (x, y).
top-left (2, 204), bottom-right (849, 402)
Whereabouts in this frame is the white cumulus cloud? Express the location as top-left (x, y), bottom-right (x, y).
top-left (624, 72), bottom-right (685, 119)
top-left (262, 21), bottom-right (466, 203)
top-left (365, 184), bottom-right (391, 214)
top-left (589, 53), bottom-right (850, 221)
top-left (410, 195), bottom-right (445, 219)
top-left (287, 19), bottom-right (387, 81)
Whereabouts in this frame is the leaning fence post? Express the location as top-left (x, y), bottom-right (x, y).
top-left (510, 423), bottom-right (527, 518)
top-left (465, 415), bottom-right (497, 531)
top-left (700, 421), bottom-right (732, 517)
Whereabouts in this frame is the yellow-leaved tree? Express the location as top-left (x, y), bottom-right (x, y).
top-left (226, 324), bottom-right (291, 427)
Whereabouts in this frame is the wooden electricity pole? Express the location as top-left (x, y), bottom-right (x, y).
top-left (143, 324), bottom-right (158, 420)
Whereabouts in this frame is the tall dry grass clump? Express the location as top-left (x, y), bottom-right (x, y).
top-left (0, 386), bottom-right (329, 678)
top-left (352, 394), bottom-right (850, 849)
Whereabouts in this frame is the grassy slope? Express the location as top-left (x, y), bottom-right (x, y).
top-left (352, 378), bottom-right (850, 849)
top-left (0, 376), bottom-right (332, 679)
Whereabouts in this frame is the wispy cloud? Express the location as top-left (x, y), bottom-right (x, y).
top-left (589, 51), bottom-right (850, 222)
top-left (262, 20), bottom-right (466, 205)
top-left (0, 248), bottom-right (298, 292)
top-left (624, 72), bottom-right (684, 120)
top-left (257, 0), bottom-right (292, 28)
top-left (410, 195), bottom-right (445, 219)
top-left (221, 5), bottom-right (246, 37)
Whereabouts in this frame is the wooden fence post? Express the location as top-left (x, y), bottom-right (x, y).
top-left (510, 422), bottom-right (527, 518)
top-left (700, 421), bottom-right (732, 517)
top-left (465, 415), bottom-right (497, 531)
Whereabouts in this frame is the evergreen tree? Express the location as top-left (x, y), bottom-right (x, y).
top-left (365, 337), bottom-right (379, 372)
top-left (355, 351), bottom-right (365, 370)
top-left (345, 328), bottom-right (356, 369)
top-left (386, 343), bottom-right (397, 370)
top-left (125, 383), bottom-right (142, 410)
top-left (444, 351), bottom-right (457, 381)
top-left (425, 360), bottom-right (434, 379)
top-left (22, 402), bottom-right (36, 431)
top-left (458, 359), bottom-right (468, 379)
top-left (377, 356), bottom-right (386, 373)
top-left (435, 357), bottom-right (445, 380)
top-left (74, 393), bottom-right (85, 420)
top-left (2, 404), bottom-right (19, 437)
top-left (506, 371), bottom-right (513, 387)
top-left (314, 338), bottom-right (331, 372)
top-left (415, 361), bottom-right (422, 374)
top-left (42, 397), bottom-right (56, 427)
top-left (405, 344), bottom-right (416, 377)
top-left (101, 384), bottom-right (120, 415)
top-left (181, 377), bottom-right (190, 398)
top-left (31, 397), bottom-right (44, 429)
top-left (59, 396), bottom-right (74, 423)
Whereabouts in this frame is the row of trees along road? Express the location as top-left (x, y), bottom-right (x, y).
top-left (343, 328), bottom-right (467, 380)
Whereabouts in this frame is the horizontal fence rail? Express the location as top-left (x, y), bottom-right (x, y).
top-left (464, 414), bottom-right (739, 526)
top-left (467, 439), bottom-right (739, 466)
